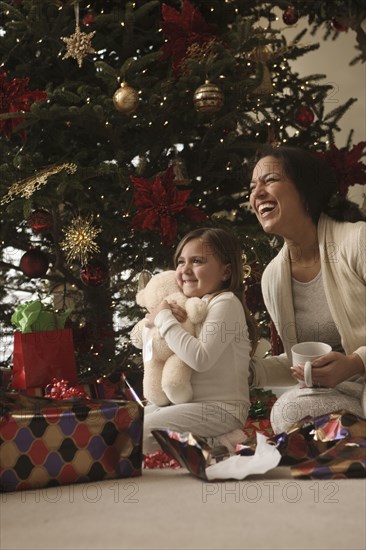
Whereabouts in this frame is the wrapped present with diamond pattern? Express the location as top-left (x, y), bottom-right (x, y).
top-left (0, 392), bottom-right (143, 492)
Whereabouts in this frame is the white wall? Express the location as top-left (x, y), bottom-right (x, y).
top-left (272, 15), bottom-right (366, 206)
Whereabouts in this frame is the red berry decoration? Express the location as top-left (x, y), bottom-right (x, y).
top-left (282, 7), bottom-right (299, 26)
top-left (294, 105), bottom-right (315, 128)
top-left (27, 209), bottom-right (53, 233)
top-left (80, 259), bottom-right (109, 287)
top-left (19, 248), bottom-right (49, 278)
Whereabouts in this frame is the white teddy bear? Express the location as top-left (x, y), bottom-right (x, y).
top-left (130, 270), bottom-right (208, 406)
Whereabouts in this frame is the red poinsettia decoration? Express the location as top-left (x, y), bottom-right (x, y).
top-left (160, 0), bottom-right (218, 75)
top-left (0, 69), bottom-right (47, 141)
top-left (131, 166), bottom-right (207, 245)
top-left (317, 142), bottom-right (366, 196)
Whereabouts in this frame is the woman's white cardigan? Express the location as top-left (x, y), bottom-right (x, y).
top-left (253, 214), bottom-right (366, 413)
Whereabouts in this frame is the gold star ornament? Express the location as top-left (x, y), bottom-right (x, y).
top-left (61, 25), bottom-right (96, 68)
top-left (61, 215), bottom-right (102, 265)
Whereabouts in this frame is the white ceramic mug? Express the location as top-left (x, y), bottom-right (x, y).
top-left (291, 342), bottom-right (332, 387)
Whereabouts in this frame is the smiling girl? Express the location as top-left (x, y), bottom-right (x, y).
top-left (142, 227), bottom-right (257, 454)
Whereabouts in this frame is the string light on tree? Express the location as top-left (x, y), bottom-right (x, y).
top-left (61, 215), bottom-right (102, 265)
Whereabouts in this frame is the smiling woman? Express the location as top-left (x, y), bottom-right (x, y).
top-left (249, 156), bottom-right (312, 242)
top-left (249, 145), bottom-right (366, 433)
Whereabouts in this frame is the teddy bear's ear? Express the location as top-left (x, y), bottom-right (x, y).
top-left (137, 269), bottom-right (153, 292)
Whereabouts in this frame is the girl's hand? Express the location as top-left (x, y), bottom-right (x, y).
top-left (291, 351), bottom-right (364, 387)
top-left (169, 301), bottom-right (187, 323)
top-left (145, 300), bottom-right (171, 328)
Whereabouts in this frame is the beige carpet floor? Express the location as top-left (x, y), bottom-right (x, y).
top-left (1, 467), bottom-right (365, 550)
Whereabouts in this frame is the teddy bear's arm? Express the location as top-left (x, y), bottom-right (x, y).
top-left (185, 297), bottom-right (208, 324)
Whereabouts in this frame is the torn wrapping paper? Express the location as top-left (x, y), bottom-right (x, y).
top-left (205, 433), bottom-right (281, 480)
top-left (153, 409), bottom-right (366, 480)
top-left (291, 438), bottom-right (366, 479)
top-left (270, 409), bottom-right (366, 466)
top-left (152, 429), bottom-right (281, 480)
top-left (152, 430), bottom-right (229, 479)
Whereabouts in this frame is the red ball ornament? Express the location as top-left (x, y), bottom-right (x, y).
top-left (82, 12), bottom-right (96, 26)
top-left (294, 105), bottom-right (315, 128)
top-left (80, 259), bottom-right (109, 287)
top-left (330, 18), bottom-right (349, 32)
top-left (27, 209), bottom-right (53, 233)
top-left (282, 7), bottom-right (299, 26)
top-left (19, 248), bottom-right (49, 278)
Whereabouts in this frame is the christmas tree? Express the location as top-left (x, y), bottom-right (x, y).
top-left (1, 0), bottom-right (365, 380)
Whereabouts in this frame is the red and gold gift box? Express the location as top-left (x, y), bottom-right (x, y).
top-left (243, 418), bottom-right (274, 440)
top-left (0, 392), bottom-right (143, 492)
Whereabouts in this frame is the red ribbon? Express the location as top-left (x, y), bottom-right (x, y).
top-left (46, 378), bottom-right (90, 400)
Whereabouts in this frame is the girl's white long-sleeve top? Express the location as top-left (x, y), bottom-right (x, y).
top-left (154, 291), bottom-right (251, 422)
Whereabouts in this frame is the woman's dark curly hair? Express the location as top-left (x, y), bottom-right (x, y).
top-left (253, 145), bottom-right (365, 223)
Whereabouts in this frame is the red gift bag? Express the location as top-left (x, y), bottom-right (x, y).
top-left (11, 328), bottom-right (78, 390)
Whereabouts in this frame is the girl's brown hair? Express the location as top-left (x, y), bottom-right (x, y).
top-left (174, 227), bottom-right (259, 354)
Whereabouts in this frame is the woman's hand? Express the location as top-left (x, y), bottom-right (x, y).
top-left (291, 351), bottom-right (364, 387)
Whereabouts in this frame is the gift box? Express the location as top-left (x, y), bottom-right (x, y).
top-left (19, 372), bottom-right (142, 403)
top-left (11, 300), bottom-right (77, 390)
top-left (243, 418), bottom-right (274, 440)
top-left (0, 392), bottom-right (143, 492)
top-left (12, 329), bottom-right (78, 390)
top-left (21, 380), bottom-right (102, 399)
top-left (0, 368), bottom-right (12, 390)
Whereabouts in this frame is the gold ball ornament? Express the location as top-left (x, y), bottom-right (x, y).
top-left (113, 83), bottom-right (139, 114)
top-left (193, 80), bottom-right (224, 113)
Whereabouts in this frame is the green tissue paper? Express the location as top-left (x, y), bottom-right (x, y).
top-left (11, 300), bottom-right (72, 333)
